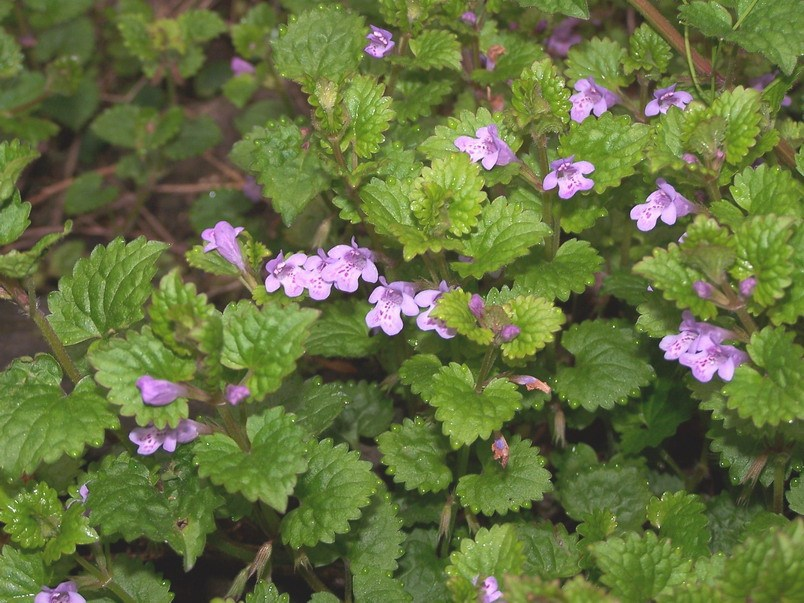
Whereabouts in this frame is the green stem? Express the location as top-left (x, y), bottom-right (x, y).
top-left (535, 143), bottom-right (560, 260)
top-left (218, 405), bottom-right (250, 452)
top-left (73, 555), bottom-right (137, 603)
top-left (384, 33), bottom-right (409, 97)
top-left (439, 445), bottom-right (470, 558)
top-left (704, 176), bottom-right (721, 202)
top-left (296, 561), bottom-right (331, 593)
top-left (684, 25), bottom-right (706, 101)
top-left (475, 345), bottom-right (499, 392)
top-left (772, 456), bottom-right (785, 514)
top-left (732, 0), bottom-right (759, 30)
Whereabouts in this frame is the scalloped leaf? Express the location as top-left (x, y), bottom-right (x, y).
top-left (343, 75), bottom-right (395, 158)
top-left (346, 489), bottom-right (406, 574)
top-left (0, 139), bottom-right (39, 201)
top-left (275, 377), bottom-right (348, 436)
top-left (281, 438), bottom-right (378, 549)
top-left (624, 23), bottom-right (672, 77)
top-left (511, 58), bottom-right (571, 134)
top-left (729, 164), bottom-right (803, 218)
top-left (710, 86), bottom-right (762, 166)
top-left (0, 546), bottom-right (48, 602)
top-left (427, 364), bottom-right (522, 448)
top-left (377, 417), bottom-right (453, 494)
top-left (0, 356), bottom-right (118, 476)
top-left (555, 320), bottom-right (654, 411)
top-left (46, 237), bottom-right (168, 345)
top-left (194, 408), bottom-right (308, 513)
top-left (394, 79), bottom-right (453, 122)
top-left (399, 354), bottom-right (442, 399)
top-left (456, 436), bottom-right (552, 516)
top-left (724, 327), bottom-right (804, 427)
top-left (592, 532), bottom-right (693, 600)
top-left (0, 190), bottom-right (30, 245)
top-left (409, 29), bottom-right (461, 71)
top-left (732, 214), bottom-right (795, 307)
top-left (516, 522), bottom-right (581, 580)
top-left (353, 569), bottom-right (411, 603)
top-left (513, 239), bottom-right (603, 302)
top-left (430, 289), bottom-right (495, 346)
top-left (0, 220), bottom-right (71, 279)
top-left (89, 327), bottom-right (195, 429)
top-left (565, 36), bottom-right (628, 90)
top-left (221, 300), bottom-right (318, 399)
top-left (514, 0), bottom-right (589, 18)
top-left (559, 113), bottom-right (650, 193)
top-left (305, 300), bottom-right (377, 358)
top-left (647, 492), bottom-right (710, 559)
top-left (451, 197), bottom-right (549, 278)
top-left (500, 295), bottom-right (565, 360)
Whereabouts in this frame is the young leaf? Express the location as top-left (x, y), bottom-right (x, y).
top-left (647, 492), bottom-right (711, 559)
top-left (500, 295), bottom-right (565, 360)
top-left (377, 417), bottom-right (453, 494)
top-left (623, 23), bottom-right (672, 77)
top-left (0, 482), bottom-right (96, 563)
top-left (0, 30), bottom-right (23, 79)
top-left (221, 300), bottom-right (318, 399)
top-left (708, 86), bottom-right (762, 166)
top-left (729, 164), bottom-right (803, 218)
top-left (559, 113), bottom-right (650, 193)
top-left (515, 523), bottom-right (581, 580)
top-left (451, 197), bottom-right (550, 279)
top-left (281, 438), bottom-right (377, 549)
top-left (554, 320), bottom-right (654, 411)
top-left (246, 581), bottom-right (290, 603)
top-left (408, 29), bottom-right (461, 71)
top-left (511, 58), bottom-right (571, 134)
top-left (724, 327), bottom-right (804, 427)
top-left (592, 532), bottom-right (693, 600)
top-left (513, 239), bottom-right (603, 302)
top-left (456, 436), bottom-right (552, 516)
top-left (194, 407), bottom-right (309, 512)
top-left (566, 37), bottom-right (628, 90)
top-left (733, 215), bottom-right (795, 307)
top-left (430, 289), bottom-right (494, 346)
top-left (0, 356), bottom-right (118, 476)
top-left (47, 237), bottom-right (168, 345)
top-left (89, 327), bottom-right (196, 429)
top-left (343, 75), bottom-right (395, 158)
top-left (0, 139), bottom-right (38, 202)
top-left (0, 546), bottom-right (48, 603)
top-left (514, 0), bottom-right (589, 19)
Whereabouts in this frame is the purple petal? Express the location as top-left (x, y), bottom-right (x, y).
top-left (136, 375), bottom-right (188, 406)
top-left (225, 384), bottom-right (250, 405)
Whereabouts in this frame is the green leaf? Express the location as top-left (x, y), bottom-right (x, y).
top-left (514, 0), bottom-right (589, 19)
top-left (398, 529), bottom-right (449, 601)
top-left (398, 354), bottom-right (442, 400)
top-left (353, 569), bottom-right (412, 603)
top-left (516, 522), bottom-right (581, 580)
top-left (733, 215), bottom-right (795, 307)
top-left (513, 239), bottom-right (603, 302)
top-left (499, 295), bottom-right (565, 360)
top-left (451, 197), bottom-right (550, 278)
top-left (0, 189), bottom-right (30, 245)
top-left (729, 164), bottom-right (803, 218)
top-left (276, 377), bottom-right (348, 436)
top-left (430, 289), bottom-right (494, 346)
top-left (446, 524), bottom-right (525, 600)
top-left (232, 5), bottom-right (276, 59)
top-left (679, 1), bottom-right (734, 38)
top-left (89, 327), bottom-right (196, 429)
top-left (427, 364), bottom-right (522, 448)
top-left (178, 9), bottom-right (226, 42)
top-left (592, 532), bottom-right (693, 600)
top-left (0, 30), bottom-right (23, 79)
top-left (281, 438), bottom-right (377, 548)
top-left (185, 243), bottom-right (241, 277)
top-left (457, 436), bottom-right (552, 516)
top-left (707, 421), bottom-right (776, 488)
top-left (221, 300), bottom-right (318, 399)
top-left (0, 356), bottom-right (118, 476)
top-left (555, 320), bottom-right (654, 411)
top-left (0, 482), bottom-right (96, 562)
top-left (613, 382), bottom-right (692, 454)
top-left (163, 115), bottom-right (222, 161)
top-left (330, 380), bottom-right (395, 446)
top-left (624, 23), bottom-right (673, 77)
top-left (709, 86), bottom-right (762, 166)
top-left (47, 237), bottom-right (168, 345)
top-left (0, 139), bottom-right (38, 202)
top-left (360, 176), bottom-right (418, 243)
top-left (0, 221), bottom-right (71, 279)
top-left (377, 418), bottom-right (453, 494)
top-left (559, 113), bottom-right (650, 193)
top-left (64, 172), bottom-right (119, 216)
top-left (245, 581), bottom-right (290, 603)
top-left (305, 300), bottom-right (377, 358)
top-left (106, 556), bottom-right (175, 603)
top-left (0, 546), bottom-right (48, 602)
top-left (634, 243), bottom-right (719, 320)
top-left (346, 490), bottom-right (405, 574)
top-left (230, 120), bottom-right (329, 225)
top-left (409, 29), bottom-right (461, 71)
top-left (558, 464), bottom-right (651, 532)
top-left (194, 408), bottom-right (309, 512)
top-left (787, 478), bottom-right (804, 515)
top-left (566, 37), bottom-right (628, 90)
top-left (394, 79), bottom-right (452, 122)
top-left (721, 519), bottom-right (804, 600)
top-left (343, 75), bottom-right (395, 158)
top-left (647, 492), bottom-right (711, 559)
top-left (91, 105), bottom-right (183, 153)
top-left (511, 58), bottom-right (571, 134)
top-left (272, 6), bottom-right (365, 89)
top-left (724, 327), bottom-right (804, 427)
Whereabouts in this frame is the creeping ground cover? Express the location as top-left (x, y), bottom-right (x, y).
top-left (0, 0), bottom-right (802, 601)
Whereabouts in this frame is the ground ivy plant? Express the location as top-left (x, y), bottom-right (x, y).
top-left (0, 0), bottom-right (801, 601)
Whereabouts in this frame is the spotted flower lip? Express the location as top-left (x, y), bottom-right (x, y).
top-left (365, 277), bottom-right (419, 336)
top-left (321, 237), bottom-right (378, 293)
top-left (645, 83), bottom-right (693, 116)
top-left (265, 251), bottom-right (308, 297)
top-left (129, 419), bottom-right (207, 455)
top-left (659, 311), bottom-right (734, 361)
top-left (569, 77), bottom-right (618, 123)
top-left (542, 155), bottom-right (595, 199)
top-left (202, 221), bottom-right (246, 271)
top-left (302, 251), bottom-right (334, 301)
top-left (454, 124), bottom-right (518, 170)
top-left (678, 343), bottom-right (748, 382)
top-left (630, 179), bottom-right (694, 231)
top-left (136, 375), bottom-right (189, 406)
top-left (364, 25), bottom-right (395, 58)
top-left (35, 581), bottom-right (86, 603)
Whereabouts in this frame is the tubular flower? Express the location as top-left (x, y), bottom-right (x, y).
top-left (225, 384), bottom-right (250, 406)
top-left (658, 311), bottom-right (733, 360)
top-left (265, 251), bottom-right (308, 297)
top-left (414, 280), bottom-right (456, 339)
top-left (546, 17), bottom-right (582, 57)
top-left (645, 84), bottom-right (693, 116)
top-left (739, 277), bottom-right (757, 298)
top-left (201, 221), bottom-right (246, 271)
top-left (569, 77), bottom-right (618, 123)
top-left (542, 156), bottom-right (595, 199)
top-left (136, 375), bottom-right (189, 406)
top-left (364, 25), bottom-right (395, 58)
top-left (366, 278), bottom-right (419, 336)
top-left (678, 344), bottom-right (749, 382)
top-left (35, 582), bottom-right (86, 603)
top-left (630, 179), bottom-right (694, 231)
top-left (302, 251), bottom-right (335, 301)
top-left (321, 238), bottom-right (379, 293)
top-left (129, 419), bottom-right (207, 455)
top-left (230, 57), bottom-right (255, 75)
top-left (454, 125), bottom-right (518, 170)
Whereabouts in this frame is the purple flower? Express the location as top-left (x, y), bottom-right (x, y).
top-left (225, 384), bottom-right (250, 406)
top-left (364, 25), bottom-right (395, 58)
top-left (750, 73), bottom-right (792, 107)
top-left (129, 419), bottom-right (206, 455)
top-left (630, 179), bottom-right (694, 231)
top-left (569, 77), bottom-right (618, 123)
top-left (136, 376), bottom-right (189, 406)
top-left (242, 176), bottom-right (262, 202)
top-left (321, 238), bottom-right (379, 293)
top-left (302, 251), bottom-right (334, 301)
top-left (499, 324), bottom-right (520, 342)
top-left (78, 483), bottom-right (89, 503)
top-left (202, 221), bottom-right (246, 271)
top-left (693, 280), bottom-right (713, 299)
top-left (414, 280), bottom-right (456, 339)
top-left (469, 294), bottom-right (486, 321)
top-left (678, 344), bottom-right (748, 382)
top-left (366, 278), bottom-right (419, 336)
top-left (682, 153), bottom-right (699, 165)
top-left (510, 375), bottom-right (552, 394)
top-left (460, 11), bottom-right (477, 25)
top-left (546, 18), bottom-right (582, 56)
top-left (35, 581), bottom-right (86, 603)
top-left (645, 84), bottom-right (693, 116)
top-left (265, 251), bottom-right (308, 297)
top-left (659, 311), bottom-right (733, 360)
top-left (739, 277), bottom-right (757, 298)
top-left (542, 156), bottom-right (595, 199)
top-left (454, 124), bottom-right (518, 170)
top-left (230, 57), bottom-right (255, 75)
top-left (473, 576), bottom-right (504, 603)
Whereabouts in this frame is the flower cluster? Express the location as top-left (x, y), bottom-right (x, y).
top-left (630, 179), bottom-right (694, 231)
top-left (454, 125), bottom-right (518, 170)
top-left (569, 77), bottom-right (618, 123)
top-left (659, 311), bottom-right (748, 382)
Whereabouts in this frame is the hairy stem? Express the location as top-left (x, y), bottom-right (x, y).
top-left (73, 554), bottom-right (137, 603)
top-left (535, 142), bottom-right (560, 260)
top-left (772, 455), bottom-right (786, 514)
top-left (439, 445), bottom-right (470, 558)
top-left (475, 345), bottom-right (500, 392)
